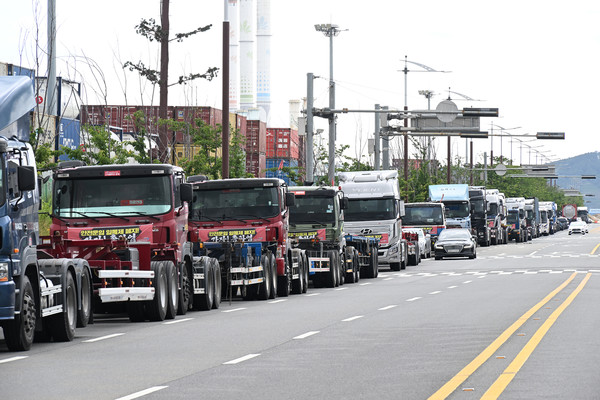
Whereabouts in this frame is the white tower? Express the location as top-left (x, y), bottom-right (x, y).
top-left (256, 0), bottom-right (271, 120)
top-left (228, 0), bottom-right (240, 111)
top-left (239, 0), bottom-right (255, 110)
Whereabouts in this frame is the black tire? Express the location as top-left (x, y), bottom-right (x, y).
top-left (258, 255), bottom-right (272, 300)
top-left (147, 261), bottom-right (168, 321)
top-left (165, 261), bottom-right (179, 320)
top-left (77, 267), bottom-right (92, 328)
top-left (50, 272), bottom-right (77, 342)
top-left (177, 261), bottom-right (191, 315)
top-left (211, 258), bottom-right (222, 309)
top-left (302, 253), bottom-right (309, 293)
top-left (390, 262), bottom-right (401, 271)
top-left (127, 301), bottom-right (146, 322)
top-left (194, 259), bottom-right (214, 310)
top-left (325, 251), bottom-right (337, 288)
top-left (435, 255), bottom-right (442, 260)
top-left (3, 275), bottom-right (36, 351)
top-left (292, 252), bottom-right (303, 294)
top-left (277, 257), bottom-right (292, 297)
top-left (336, 252), bottom-right (344, 286)
top-left (344, 248), bottom-right (355, 284)
top-left (269, 254), bottom-right (278, 299)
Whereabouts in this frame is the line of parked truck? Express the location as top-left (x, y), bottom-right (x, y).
top-left (0, 76), bottom-right (579, 352)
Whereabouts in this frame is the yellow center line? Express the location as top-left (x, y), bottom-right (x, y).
top-left (481, 273), bottom-right (591, 399)
top-left (590, 243), bottom-right (600, 255)
top-left (427, 272), bottom-right (577, 400)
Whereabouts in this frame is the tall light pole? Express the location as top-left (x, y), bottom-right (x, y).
top-left (418, 90), bottom-right (434, 169)
top-left (315, 23), bottom-right (345, 183)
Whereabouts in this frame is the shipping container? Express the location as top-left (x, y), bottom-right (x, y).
top-left (266, 128), bottom-right (300, 158)
top-left (246, 119), bottom-right (266, 154)
top-left (246, 151), bottom-right (266, 178)
top-left (57, 117), bottom-right (81, 161)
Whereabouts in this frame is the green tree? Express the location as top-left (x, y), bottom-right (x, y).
top-left (59, 124), bottom-right (132, 165)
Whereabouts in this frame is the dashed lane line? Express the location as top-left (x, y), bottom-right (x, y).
top-left (115, 386), bottom-right (168, 400)
top-left (293, 331), bottom-right (320, 340)
top-left (83, 333), bottom-right (125, 343)
top-left (342, 315), bottom-right (364, 322)
top-left (223, 354), bottom-right (261, 365)
top-left (163, 318), bottom-right (193, 325)
top-left (0, 356), bottom-right (28, 364)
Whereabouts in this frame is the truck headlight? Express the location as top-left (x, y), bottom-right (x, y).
top-left (388, 243), bottom-right (398, 255)
top-left (0, 262), bottom-right (9, 281)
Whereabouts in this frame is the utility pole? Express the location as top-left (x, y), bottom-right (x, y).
top-left (374, 104), bottom-right (380, 170)
top-left (222, 0), bottom-right (230, 178)
top-left (306, 73), bottom-right (315, 183)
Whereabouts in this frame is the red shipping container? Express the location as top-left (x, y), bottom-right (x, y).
top-left (246, 151), bottom-right (266, 177)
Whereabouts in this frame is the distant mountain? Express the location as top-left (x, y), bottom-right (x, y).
top-left (554, 152), bottom-right (600, 210)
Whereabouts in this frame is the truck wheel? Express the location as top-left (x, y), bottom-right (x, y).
top-left (336, 252), bottom-right (344, 286)
top-left (258, 255), bottom-right (272, 300)
top-left (344, 248), bottom-right (355, 284)
top-left (147, 261), bottom-right (168, 320)
top-left (211, 258), bottom-right (222, 309)
top-left (77, 267), bottom-right (92, 328)
top-left (3, 275), bottom-right (36, 351)
top-left (127, 300), bottom-right (146, 322)
top-left (165, 261), bottom-right (179, 319)
top-left (325, 251), bottom-right (337, 288)
top-left (194, 259), bottom-right (214, 310)
top-left (277, 259), bottom-right (292, 297)
top-left (269, 254), bottom-right (278, 299)
top-left (292, 253), bottom-right (303, 294)
top-left (302, 253), bottom-right (309, 293)
top-left (50, 272), bottom-right (77, 342)
top-left (177, 261), bottom-right (191, 315)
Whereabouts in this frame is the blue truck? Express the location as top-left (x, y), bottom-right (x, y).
top-left (0, 76), bottom-right (89, 351)
top-left (428, 184), bottom-right (472, 231)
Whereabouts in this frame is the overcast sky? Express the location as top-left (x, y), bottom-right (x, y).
top-left (2, 0), bottom-right (599, 169)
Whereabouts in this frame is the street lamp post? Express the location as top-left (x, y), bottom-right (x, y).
top-left (490, 123), bottom-right (521, 166)
top-left (399, 57), bottom-right (448, 186)
top-left (315, 23), bottom-right (345, 184)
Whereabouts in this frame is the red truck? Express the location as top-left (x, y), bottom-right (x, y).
top-left (187, 177), bottom-right (307, 300)
top-left (40, 161), bottom-right (219, 322)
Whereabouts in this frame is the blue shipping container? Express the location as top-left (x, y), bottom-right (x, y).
top-left (57, 117), bottom-right (81, 161)
top-left (265, 158), bottom-right (299, 186)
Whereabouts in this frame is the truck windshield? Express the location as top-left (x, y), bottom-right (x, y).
top-left (53, 176), bottom-right (172, 217)
top-left (191, 187), bottom-right (279, 221)
top-left (488, 203), bottom-right (498, 216)
top-left (290, 195), bottom-right (335, 223)
top-left (471, 199), bottom-right (486, 217)
top-left (445, 202), bottom-right (470, 219)
top-left (403, 206), bottom-right (443, 225)
top-left (541, 211), bottom-right (548, 223)
top-left (507, 212), bottom-right (519, 224)
top-left (345, 198), bottom-right (396, 221)
top-left (526, 209), bottom-right (533, 220)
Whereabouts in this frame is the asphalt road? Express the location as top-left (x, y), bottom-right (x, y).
top-left (2, 227), bottom-right (600, 400)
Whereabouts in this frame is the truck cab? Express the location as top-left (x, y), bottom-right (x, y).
top-left (485, 189), bottom-right (507, 245)
top-left (469, 186), bottom-right (491, 246)
top-left (506, 197), bottom-right (527, 242)
top-left (402, 202), bottom-right (445, 246)
top-left (338, 170), bottom-right (407, 271)
top-left (428, 184), bottom-right (471, 231)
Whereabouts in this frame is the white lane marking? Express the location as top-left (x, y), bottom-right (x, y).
top-left (83, 333), bottom-right (125, 343)
top-left (378, 305), bottom-right (398, 311)
top-left (383, 277), bottom-right (394, 281)
top-left (379, 274), bottom-right (389, 278)
top-left (269, 299), bottom-right (287, 304)
top-left (0, 356), bottom-right (28, 364)
top-left (539, 270), bottom-right (552, 273)
top-left (463, 280), bottom-right (472, 284)
top-left (429, 291), bottom-right (442, 295)
top-left (304, 293), bottom-right (320, 297)
top-left (342, 315), bottom-right (364, 322)
top-left (406, 297), bottom-right (422, 302)
top-left (335, 287), bottom-right (348, 291)
top-left (549, 271), bottom-right (563, 274)
top-left (478, 276), bottom-right (486, 279)
top-left (116, 386), bottom-right (168, 400)
top-left (222, 308), bottom-right (247, 313)
top-left (359, 282), bottom-right (372, 286)
top-left (163, 318), bottom-right (193, 325)
top-left (447, 286), bottom-right (458, 289)
top-left (293, 331), bottom-right (320, 340)
top-left (528, 250), bottom-right (538, 256)
top-left (223, 354), bottom-right (261, 365)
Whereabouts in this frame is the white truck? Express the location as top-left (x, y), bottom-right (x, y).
top-left (485, 189), bottom-right (508, 245)
top-left (506, 197), bottom-right (528, 242)
top-left (338, 170), bottom-right (407, 271)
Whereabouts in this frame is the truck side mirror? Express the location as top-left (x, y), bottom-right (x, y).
top-left (341, 197), bottom-right (349, 210)
top-left (285, 192), bottom-right (295, 207)
top-left (180, 183), bottom-right (193, 204)
top-left (18, 166), bottom-right (36, 191)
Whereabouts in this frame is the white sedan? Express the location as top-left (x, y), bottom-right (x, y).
top-left (568, 220), bottom-right (588, 235)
